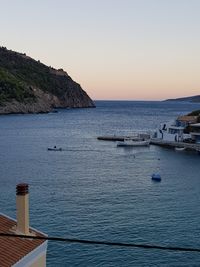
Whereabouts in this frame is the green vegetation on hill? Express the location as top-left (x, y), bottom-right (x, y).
top-left (0, 47), bottom-right (71, 100)
top-left (0, 46), bottom-right (94, 112)
top-left (0, 67), bottom-right (35, 104)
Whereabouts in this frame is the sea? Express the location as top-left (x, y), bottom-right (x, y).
top-left (0, 100), bottom-right (200, 267)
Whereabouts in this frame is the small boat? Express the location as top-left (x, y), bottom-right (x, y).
top-left (175, 147), bottom-right (185, 151)
top-left (151, 173), bottom-right (161, 181)
top-left (117, 138), bottom-right (150, 147)
top-left (47, 146), bottom-right (62, 151)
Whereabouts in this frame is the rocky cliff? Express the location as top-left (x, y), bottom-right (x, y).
top-left (0, 47), bottom-right (95, 114)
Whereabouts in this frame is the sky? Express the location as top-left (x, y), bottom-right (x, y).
top-left (1, 0), bottom-right (200, 100)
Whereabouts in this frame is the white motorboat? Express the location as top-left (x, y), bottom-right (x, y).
top-left (117, 138), bottom-right (150, 147)
top-left (175, 147), bottom-right (185, 151)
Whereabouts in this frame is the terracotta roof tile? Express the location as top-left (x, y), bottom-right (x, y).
top-left (177, 115), bottom-right (197, 122)
top-left (0, 214), bottom-right (46, 267)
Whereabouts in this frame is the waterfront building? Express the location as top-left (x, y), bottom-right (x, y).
top-left (176, 115), bottom-right (198, 127)
top-left (154, 116), bottom-right (194, 142)
top-left (189, 123), bottom-right (200, 143)
top-left (154, 120), bottom-right (190, 142)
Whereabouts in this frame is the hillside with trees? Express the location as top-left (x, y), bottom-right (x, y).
top-left (0, 47), bottom-right (95, 114)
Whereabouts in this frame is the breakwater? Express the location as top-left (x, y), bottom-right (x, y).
top-left (150, 138), bottom-right (200, 151)
top-left (97, 135), bottom-right (200, 152)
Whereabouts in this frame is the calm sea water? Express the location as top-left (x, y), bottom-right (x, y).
top-left (0, 101), bottom-right (200, 266)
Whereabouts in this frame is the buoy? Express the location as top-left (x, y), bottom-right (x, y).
top-left (151, 173), bottom-right (161, 181)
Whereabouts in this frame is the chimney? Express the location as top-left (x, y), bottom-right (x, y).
top-left (16, 183), bottom-right (30, 235)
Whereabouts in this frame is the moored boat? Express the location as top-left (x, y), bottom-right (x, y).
top-left (175, 147), bottom-right (185, 151)
top-left (47, 146), bottom-right (62, 151)
top-left (117, 138), bottom-right (150, 147)
top-left (151, 173), bottom-right (161, 181)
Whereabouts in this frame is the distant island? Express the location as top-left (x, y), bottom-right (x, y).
top-left (165, 95), bottom-right (200, 102)
top-left (0, 47), bottom-right (95, 114)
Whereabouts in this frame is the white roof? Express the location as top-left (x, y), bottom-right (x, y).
top-left (190, 123), bottom-right (200, 127)
top-left (168, 126), bottom-right (184, 130)
top-left (190, 132), bottom-right (200, 136)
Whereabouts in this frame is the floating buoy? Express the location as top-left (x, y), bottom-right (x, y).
top-left (151, 173), bottom-right (161, 181)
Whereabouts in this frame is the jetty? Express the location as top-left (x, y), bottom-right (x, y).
top-left (98, 136), bottom-right (127, 141)
top-left (150, 139), bottom-right (200, 152)
top-left (97, 135), bottom-right (200, 152)
top-left (97, 133), bottom-right (151, 142)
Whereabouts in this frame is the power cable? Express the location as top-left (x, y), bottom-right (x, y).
top-left (0, 233), bottom-right (200, 253)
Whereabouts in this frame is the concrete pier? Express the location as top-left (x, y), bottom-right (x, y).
top-left (97, 135), bottom-right (200, 152)
top-left (150, 138), bottom-right (200, 152)
top-left (97, 133), bottom-right (151, 142)
top-left (97, 136), bottom-right (126, 141)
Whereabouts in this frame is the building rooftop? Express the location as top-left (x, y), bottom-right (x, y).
top-left (0, 213), bottom-right (46, 267)
top-left (168, 126), bottom-right (184, 130)
top-left (191, 123), bottom-right (200, 127)
top-left (190, 123), bottom-right (200, 127)
top-left (177, 115), bottom-right (197, 122)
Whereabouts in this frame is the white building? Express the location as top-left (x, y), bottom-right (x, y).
top-left (154, 120), bottom-right (190, 142)
top-left (190, 123), bottom-right (200, 143)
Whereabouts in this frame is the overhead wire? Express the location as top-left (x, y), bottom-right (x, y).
top-left (0, 233), bottom-right (200, 253)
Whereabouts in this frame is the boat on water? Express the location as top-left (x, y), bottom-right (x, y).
top-left (175, 147), bottom-right (185, 151)
top-left (117, 138), bottom-right (150, 147)
top-left (151, 173), bottom-right (161, 181)
top-left (47, 146), bottom-right (62, 151)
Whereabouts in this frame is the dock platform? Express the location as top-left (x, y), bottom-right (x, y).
top-left (150, 139), bottom-right (200, 152)
top-left (97, 133), bottom-right (151, 142)
top-left (97, 136), bottom-right (127, 141)
top-left (97, 135), bottom-right (200, 152)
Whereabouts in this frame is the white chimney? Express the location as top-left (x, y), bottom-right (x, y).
top-left (16, 183), bottom-right (30, 235)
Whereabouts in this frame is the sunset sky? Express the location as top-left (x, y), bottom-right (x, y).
top-left (1, 0), bottom-right (200, 100)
